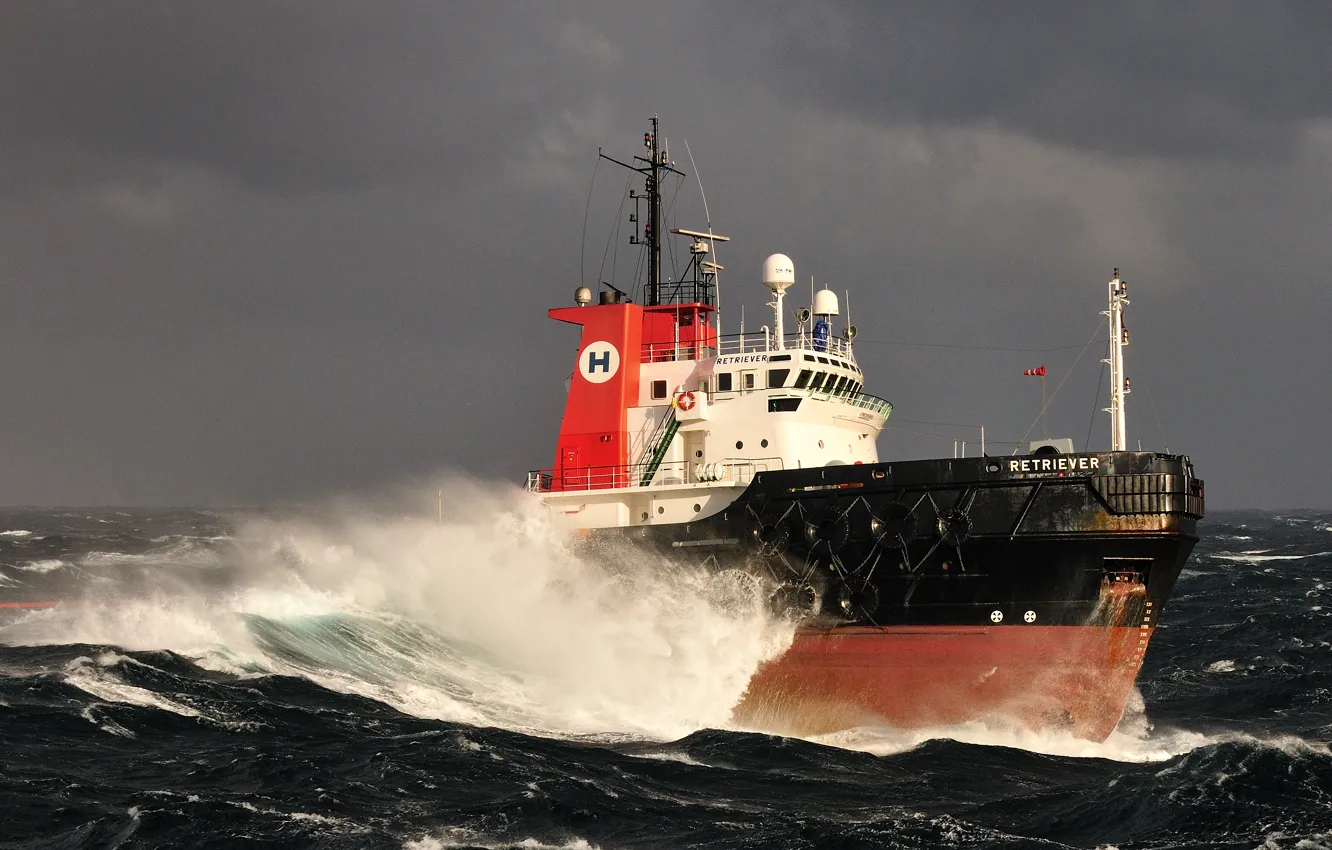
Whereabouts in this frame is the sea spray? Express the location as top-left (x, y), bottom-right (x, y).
top-left (9, 476), bottom-right (796, 740)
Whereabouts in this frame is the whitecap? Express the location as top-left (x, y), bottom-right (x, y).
top-left (15, 559), bottom-right (70, 574)
top-left (0, 530), bottom-right (33, 538)
top-left (405, 830), bottom-right (599, 850)
top-left (1206, 659), bottom-right (1236, 673)
top-left (1213, 551), bottom-right (1331, 563)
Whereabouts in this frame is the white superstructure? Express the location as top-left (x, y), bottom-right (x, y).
top-left (529, 253), bottom-right (892, 530)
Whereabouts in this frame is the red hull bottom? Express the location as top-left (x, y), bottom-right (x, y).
top-left (733, 621), bottom-right (1154, 742)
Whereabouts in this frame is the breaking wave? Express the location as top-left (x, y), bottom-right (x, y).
top-left (3, 478), bottom-right (793, 741)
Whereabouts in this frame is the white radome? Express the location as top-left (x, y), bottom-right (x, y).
top-left (762, 253), bottom-right (796, 293)
top-left (813, 288), bottom-right (840, 316)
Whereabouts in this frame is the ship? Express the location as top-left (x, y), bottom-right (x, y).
top-left (527, 118), bottom-right (1205, 742)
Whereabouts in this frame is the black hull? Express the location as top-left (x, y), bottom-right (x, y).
top-left (594, 451), bottom-right (1204, 631)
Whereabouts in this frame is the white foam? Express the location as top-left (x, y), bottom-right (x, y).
top-left (65, 654), bottom-right (205, 719)
top-left (406, 831), bottom-right (599, 850)
top-left (8, 476), bottom-right (794, 742)
top-left (15, 559), bottom-right (70, 573)
top-left (1213, 551), bottom-right (1330, 563)
top-left (1206, 659), bottom-right (1237, 673)
top-left (0, 530), bottom-right (33, 538)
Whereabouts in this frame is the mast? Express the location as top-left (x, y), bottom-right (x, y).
top-left (648, 117), bottom-right (662, 306)
top-left (1103, 268), bottom-right (1131, 451)
top-left (599, 116), bottom-right (684, 307)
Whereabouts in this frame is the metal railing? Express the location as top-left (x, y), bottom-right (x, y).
top-left (837, 390), bottom-right (894, 419)
top-left (525, 457), bottom-right (782, 493)
top-left (715, 330), bottom-right (857, 360)
top-left (641, 342), bottom-right (717, 363)
top-left (640, 331), bottom-right (857, 363)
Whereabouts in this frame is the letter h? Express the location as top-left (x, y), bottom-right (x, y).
top-left (587, 350), bottom-right (611, 373)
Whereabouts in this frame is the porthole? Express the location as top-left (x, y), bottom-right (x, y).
top-left (640, 511), bottom-right (649, 521)
top-left (818, 440), bottom-right (824, 449)
top-left (695, 450), bottom-right (703, 458)
top-left (736, 441), bottom-right (744, 450)
top-left (657, 506), bottom-right (665, 515)
top-left (693, 503), bottom-right (701, 512)
top-left (760, 439), bottom-right (769, 448)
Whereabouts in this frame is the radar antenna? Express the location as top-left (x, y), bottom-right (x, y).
top-left (598, 115), bottom-right (686, 306)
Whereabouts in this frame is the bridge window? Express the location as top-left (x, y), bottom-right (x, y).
top-left (809, 372), bottom-right (827, 390)
top-left (768, 398), bottom-right (801, 412)
top-left (742, 371), bottom-right (756, 390)
top-left (651, 379), bottom-right (668, 400)
top-left (793, 369), bottom-right (812, 389)
top-left (769, 354), bottom-right (792, 362)
top-left (716, 373), bottom-right (733, 392)
top-left (768, 368), bottom-right (790, 388)
top-left (833, 375), bottom-right (849, 395)
top-left (817, 356), bottom-right (830, 364)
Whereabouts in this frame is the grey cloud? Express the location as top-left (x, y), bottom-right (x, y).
top-left (0, 2), bottom-right (609, 192)
top-left (0, 2), bottom-right (1329, 508)
top-left (731, 2), bottom-right (1332, 160)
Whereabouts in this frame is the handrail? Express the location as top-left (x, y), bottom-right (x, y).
top-left (640, 331), bottom-right (857, 363)
top-left (525, 457), bottom-right (784, 494)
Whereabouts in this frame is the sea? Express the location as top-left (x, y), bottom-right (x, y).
top-left (1, 483), bottom-right (1329, 849)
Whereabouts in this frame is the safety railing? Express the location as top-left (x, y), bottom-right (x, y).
top-left (714, 331), bottom-right (856, 360)
top-left (525, 457), bottom-right (783, 493)
top-left (641, 343), bottom-right (717, 363)
top-left (838, 390), bottom-right (894, 419)
top-left (640, 332), bottom-right (857, 363)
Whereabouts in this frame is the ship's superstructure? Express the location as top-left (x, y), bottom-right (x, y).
top-left (527, 120), bottom-right (1205, 742)
top-left (529, 120), bottom-right (887, 529)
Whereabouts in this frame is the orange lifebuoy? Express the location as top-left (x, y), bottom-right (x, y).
top-left (676, 391), bottom-right (697, 411)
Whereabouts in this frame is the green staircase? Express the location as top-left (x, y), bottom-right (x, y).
top-left (638, 414), bottom-right (680, 487)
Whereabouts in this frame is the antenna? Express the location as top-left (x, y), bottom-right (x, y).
top-left (682, 138), bottom-right (720, 336)
top-left (762, 254), bottom-right (796, 350)
top-left (597, 116), bottom-right (685, 306)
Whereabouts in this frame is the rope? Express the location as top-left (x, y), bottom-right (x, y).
top-left (856, 339), bottom-right (1091, 353)
top-left (580, 149), bottom-right (601, 288)
top-left (1141, 378), bottom-right (1171, 453)
top-left (1084, 346), bottom-right (1107, 451)
top-left (1011, 318), bottom-right (1107, 455)
top-left (599, 172), bottom-right (635, 300)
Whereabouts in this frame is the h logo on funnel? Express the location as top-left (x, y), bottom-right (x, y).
top-left (581, 342), bottom-right (620, 384)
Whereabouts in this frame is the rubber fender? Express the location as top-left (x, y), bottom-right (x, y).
top-left (771, 582), bottom-right (817, 619)
top-left (805, 512), bottom-right (850, 552)
top-left (872, 501), bottom-right (918, 549)
top-left (752, 522), bottom-right (792, 557)
top-left (937, 508), bottom-right (973, 547)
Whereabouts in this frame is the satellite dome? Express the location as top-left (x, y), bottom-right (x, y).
top-left (762, 254), bottom-right (796, 293)
top-left (813, 288), bottom-right (840, 316)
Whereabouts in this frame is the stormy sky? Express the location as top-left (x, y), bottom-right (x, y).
top-left (1, 2), bottom-right (1329, 508)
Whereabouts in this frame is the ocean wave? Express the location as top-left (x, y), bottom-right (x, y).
top-left (14, 559), bottom-right (71, 574)
top-left (0, 530), bottom-right (33, 538)
top-left (4, 484), bottom-right (794, 742)
top-left (406, 831), bottom-right (599, 850)
top-left (1213, 551), bottom-right (1331, 563)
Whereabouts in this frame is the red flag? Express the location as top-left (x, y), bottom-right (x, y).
top-left (1023, 365), bottom-right (1046, 376)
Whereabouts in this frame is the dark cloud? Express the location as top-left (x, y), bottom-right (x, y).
top-left (0, 3), bottom-right (1328, 507)
top-left (737, 1), bottom-right (1332, 160)
top-left (0, 2), bottom-right (603, 192)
